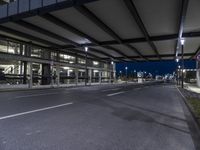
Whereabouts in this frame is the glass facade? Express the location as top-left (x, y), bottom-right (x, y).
top-left (0, 38), bottom-right (115, 87)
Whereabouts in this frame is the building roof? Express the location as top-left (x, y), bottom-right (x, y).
top-left (0, 0), bottom-right (199, 62)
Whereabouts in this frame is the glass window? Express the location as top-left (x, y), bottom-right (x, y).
top-left (78, 58), bottom-right (86, 64)
top-left (31, 48), bottom-right (42, 58)
top-left (8, 42), bottom-right (20, 54)
top-left (0, 40), bottom-right (8, 53)
top-left (59, 53), bottom-right (75, 64)
top-left (93, 61), bottom-right (99, 66)
top-left (51, 52), bottom-right (57, 61)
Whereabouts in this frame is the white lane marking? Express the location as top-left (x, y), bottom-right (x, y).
top-left (107, 91), bottom-right (125, 97)
top-left (0, 102), bottom-right (73, 120)
top-left (102, 88), bottom-right (121, 92)
top-left (176, 87), bottom-right (187, 100)
top-left (14, 92), bottom-right (68, 99)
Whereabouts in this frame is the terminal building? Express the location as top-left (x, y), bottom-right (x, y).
top-left (0, 38), bottom-right (116, 88)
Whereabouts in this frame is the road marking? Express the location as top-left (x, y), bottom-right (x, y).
top-left (14, 92), bottom-right (68, 99)
top-left (107, 91), bottom-right (125, 97)
top-left (0, 102), bottom-right (73, 120)
top-left (176, 87), bottom-right (187, 100)
top-left (102, 88), bottom-right (121, 92)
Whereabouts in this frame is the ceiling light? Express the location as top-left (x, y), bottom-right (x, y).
top-left (181, 39), bottom-right (185, 45)
top-left (85, 47), bottom-right (88, 52)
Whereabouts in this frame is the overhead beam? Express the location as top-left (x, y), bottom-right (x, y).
top-left (101, 46), bottom-right (135, 61)
top-left (89, 48), bottom-right (115, 59)
top-left (175, 0), bottom-right (189, 58)
top-left (11, 20), bottom-right (113, 61)
top-left (14, 20), bottom-right (79, 47)
top-left (106, 53), bottom-right (193, 60)
top-left (124, 44), bottom-right (148, 61)
top-left (0, 25), bottom-right (61, 47)
top-left (40, 13), bottom-right (99, 45)
top-left (40, 13), bottom-right (130, 61)
top-left (77, 31), bottom-right (200, 47)
top-left (190, 46), bottom-right (200, 60)
top-left (123, 0), bottom-right (161, 60)
top-left (75, 5), bottom-right (122, 43)
top-left (75, 5), bottom-right (145, 61)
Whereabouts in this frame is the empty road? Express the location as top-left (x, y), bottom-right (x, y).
top-left (0, 83), bottom-right (198, 150)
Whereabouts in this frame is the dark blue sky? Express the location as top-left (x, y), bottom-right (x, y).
top-left (116, 60), bottom-right (196, 76)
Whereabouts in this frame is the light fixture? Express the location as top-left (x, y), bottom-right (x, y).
top-left (85, 47), bottom-right (88, 52)
top-left (178, 65), bottom-right (181, 69)
top-left (125, 67), bottom-right (128, 70)
top-left (176, 58), bottom-right (179, 62)
top-left (111, 61), bottom-right (114, 65)
top-left (183, 69), bottom-right (186, 73)
top-left (181, 39), bottom-right (185, 45)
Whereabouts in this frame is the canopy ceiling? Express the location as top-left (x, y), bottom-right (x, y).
top-left (0, 0), bottom-right (199, 62)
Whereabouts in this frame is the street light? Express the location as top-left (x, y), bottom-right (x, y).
top-left (181, 39), bottom-right (185, 45)
top-left (125, 67), bottom-right (128, 81)
top-left (119, 70), bottom-right (122, 79)
top-left (85, 47), bottom-right (88, 52)
top-left (84, 47), bottom-right (88, 86)
top-left (181, 39), bottom-right (185, 88)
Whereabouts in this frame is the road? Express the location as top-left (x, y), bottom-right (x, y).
top-left (0, 83), bottom-right (198, 150)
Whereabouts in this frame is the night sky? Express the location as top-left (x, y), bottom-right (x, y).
top-left (116, 60), bottom-right (196, 76)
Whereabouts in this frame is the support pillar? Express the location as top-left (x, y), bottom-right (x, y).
top-left (56, 64), bottom-right (60, 87)
top-left (109, 71), bottom-right (112, 83)
top-left (113, 62), bottom-right (116, 83)
top-left (75, 68), bottom-right (78, 86)
top-left (28, 62), bottom-right (33, 88)
top-left (181, 44), bottom-right (184, 88)
top-left (99, 71), bottom-right (102, 84)
top-left (113, 71), bottom-right (116, 83)
top-left (88, 69), bottom-right (92, 85)
top-left (196, 61), bottom-right (200, 87)
top-left (41, 50), bottom-right (51, 85)
top-left (23, 61), bottom-right (27, 84)
top-left (42, 64), bottom-right (51, 85)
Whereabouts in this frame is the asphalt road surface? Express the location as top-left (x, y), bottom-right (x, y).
top-left (0, 83), bottom-right (198, 150)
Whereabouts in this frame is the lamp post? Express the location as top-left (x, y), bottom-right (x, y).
top-left (176, 58), bottom-right (179, 85)
top-left (84, 47), bottom-right (88, 86)
top-left (181, 39), bottom-right (185, 88)
top-left (119, 71), bottom-right (122, 79)
top-left (178, 65), bottom-right (181, 85)
top-left (134, 70), bottom-right (136, 82)
top-left (125, 67), bottom-right (128, 82)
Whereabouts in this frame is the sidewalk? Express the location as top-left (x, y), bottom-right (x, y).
top-left (0, 82), bottom-right (124, 92)
top-left (185, 83), bottom-right (200, 94)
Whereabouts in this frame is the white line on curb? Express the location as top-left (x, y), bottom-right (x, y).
top-left (107, 91), bottom-right (125, 97)
top-left (0, 102), bottom-right (73, 120)
top-left (176, 86), bottom-right (187, 100)
top-left (14, 92), bottom-right (68, 99)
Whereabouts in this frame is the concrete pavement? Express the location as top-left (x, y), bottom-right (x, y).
top-left (0, 83), bottom-right (198, 150)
